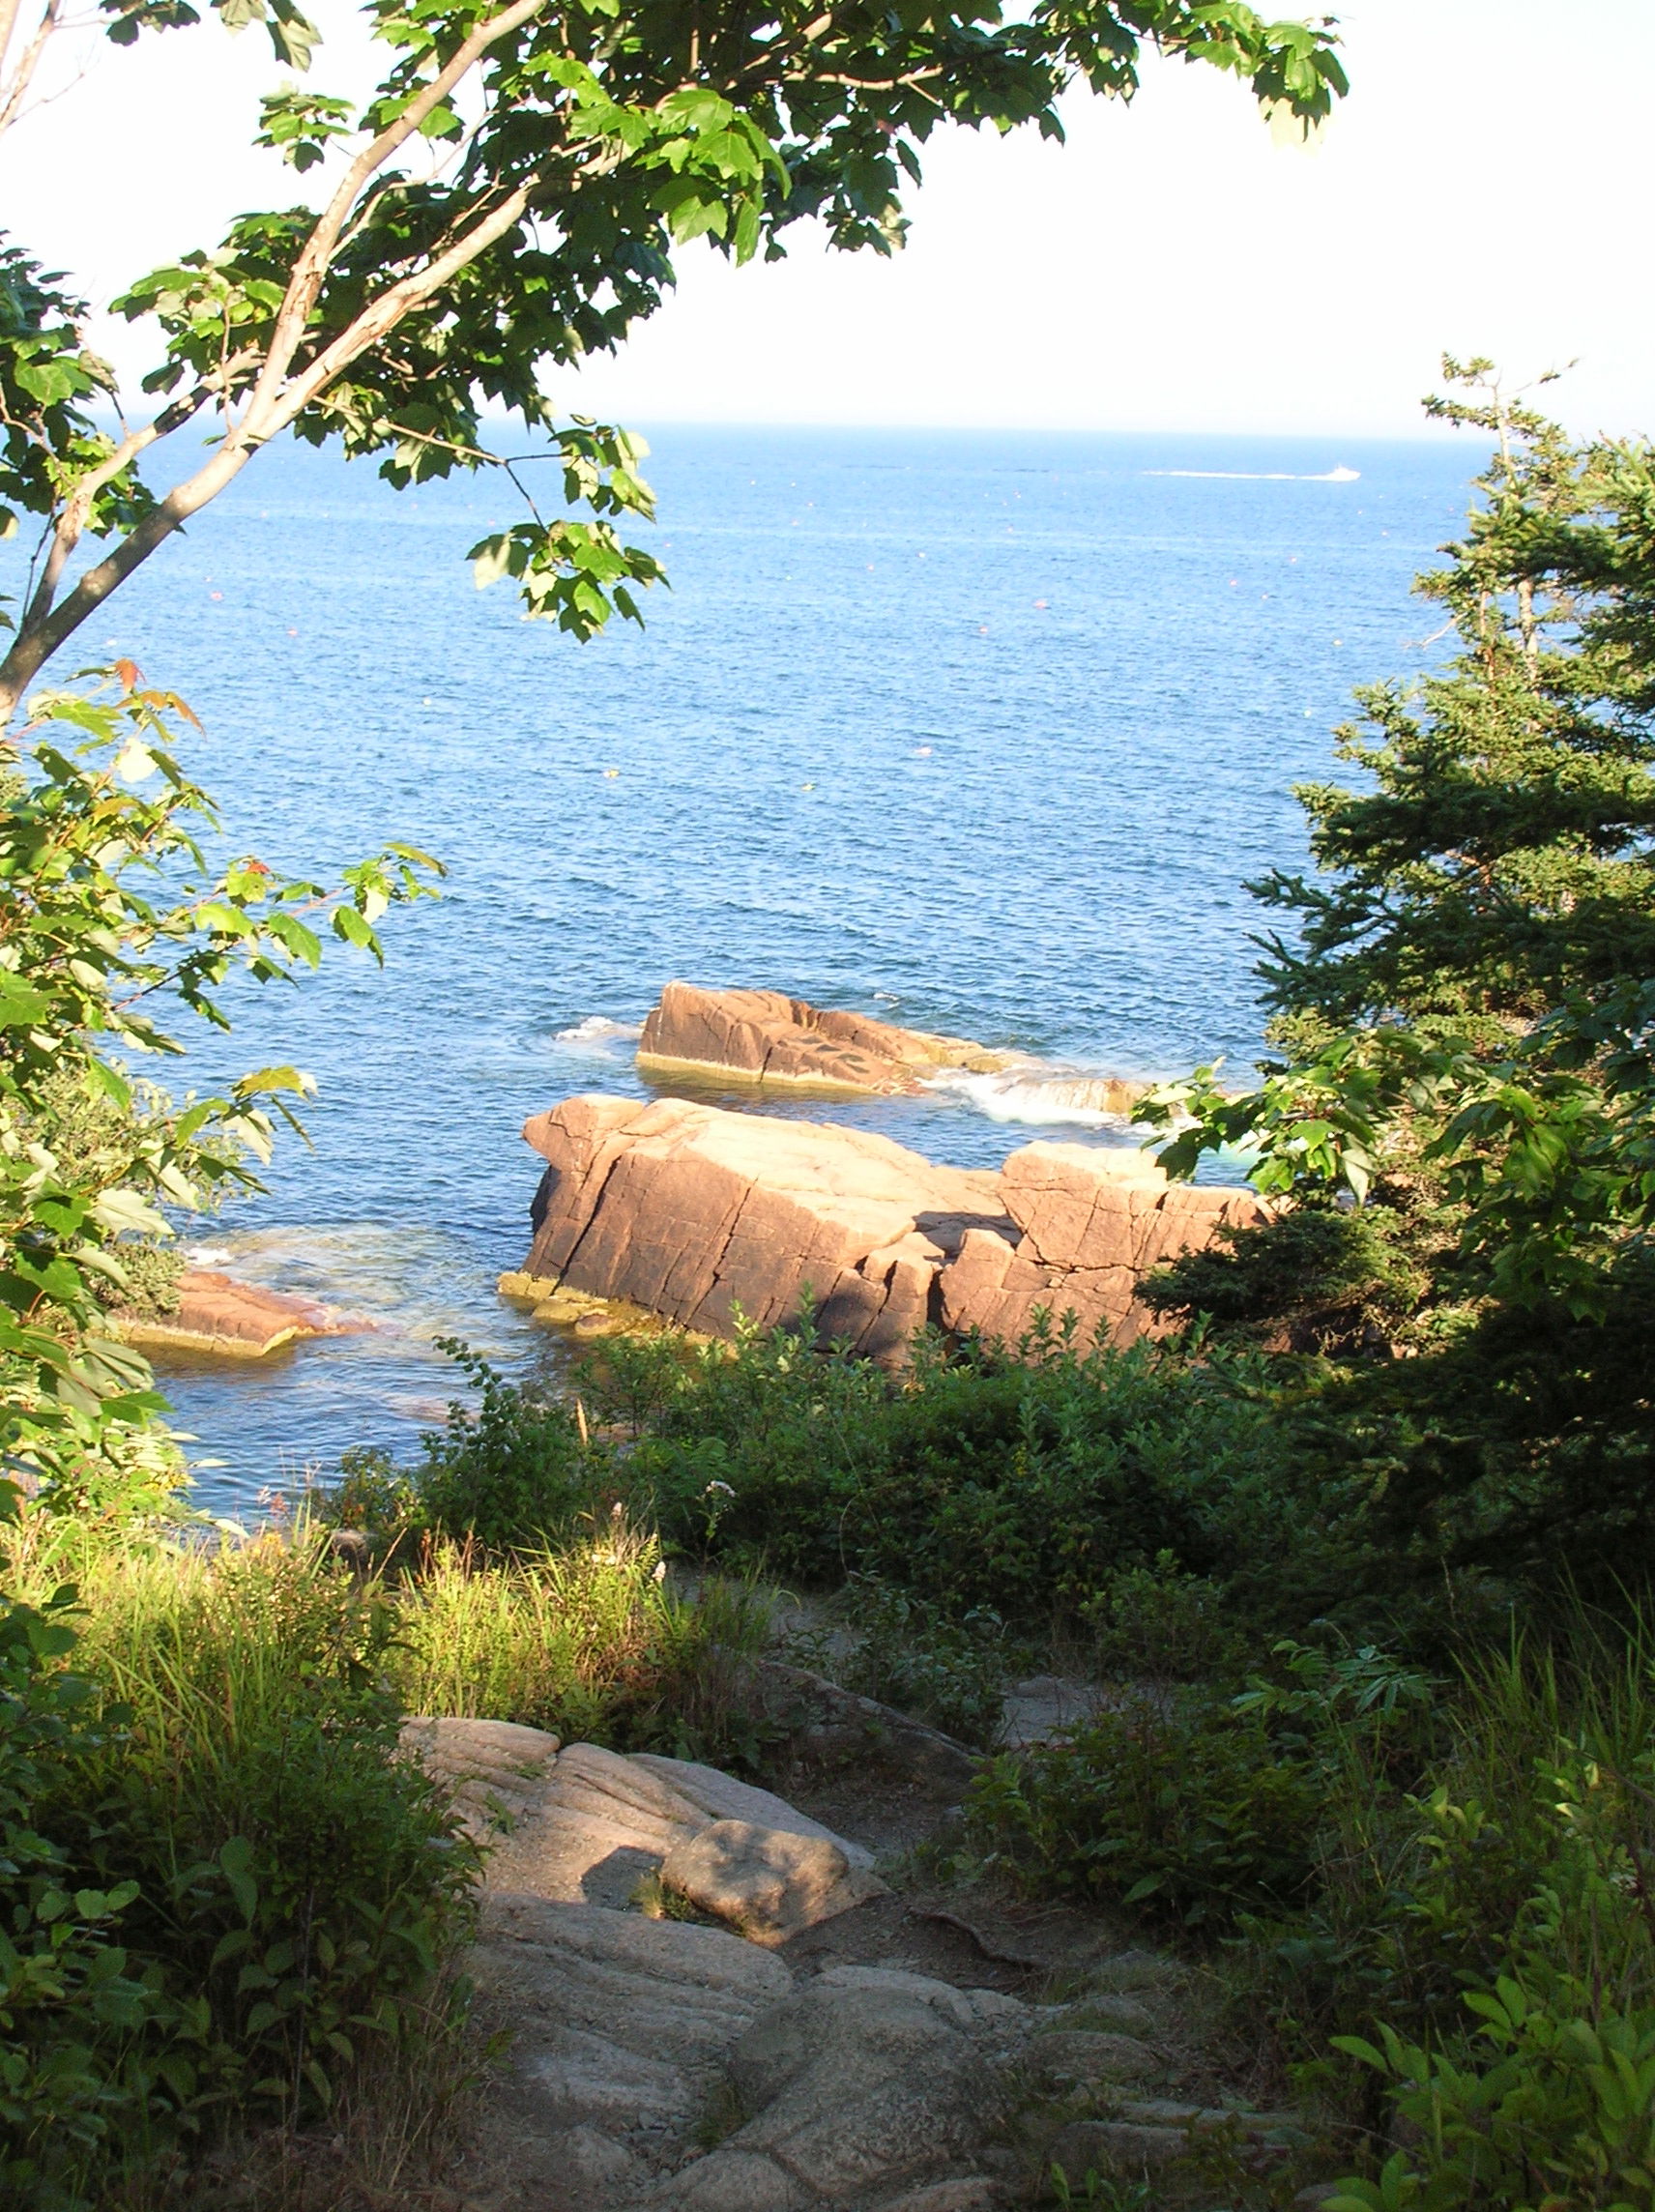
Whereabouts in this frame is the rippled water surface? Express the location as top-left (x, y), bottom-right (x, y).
top-left (8, 426), bottom-right (1476, 1509)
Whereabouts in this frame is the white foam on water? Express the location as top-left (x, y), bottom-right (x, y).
top-left (924, 1065), bottom-right (1140, 1130)
top-left (553, 1014), bottom-right (644, 1046)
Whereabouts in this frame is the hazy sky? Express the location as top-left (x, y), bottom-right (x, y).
top-left (5, 0), bottom-right (1650, 438)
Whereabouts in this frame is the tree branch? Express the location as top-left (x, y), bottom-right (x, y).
top-left (242, 0), bottom-right (546, 427)
top-left (0, 169), bottom-right (542, 714)
top-left (16, 383), bottom-right (227, 638)
top-left (261, 180), bottom-right (536, 433)
top-left (0, 0), bottom-right (60, 139)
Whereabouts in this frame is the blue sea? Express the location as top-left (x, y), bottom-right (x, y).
top-left (6, 426), bottom-right (1477, 1512)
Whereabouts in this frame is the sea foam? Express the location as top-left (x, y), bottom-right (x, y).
top-left (924, 1065), bottom-right (1143, 1129)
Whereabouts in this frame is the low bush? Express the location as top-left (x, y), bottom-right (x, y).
top-left (574, 1319), bottom-right (1300, 1631)
top-left (1331, 1973), bottom-right (1655, 2211)
top-left (823, 1572), bottom-right (1017, 1747)
top-left (413, 1339), bottom-right (598, 1552)
top-left (968, 1686), bottom-right (1327, 1928)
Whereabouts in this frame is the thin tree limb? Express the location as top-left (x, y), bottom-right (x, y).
top-left (0, 0), bottom-right (60, 138)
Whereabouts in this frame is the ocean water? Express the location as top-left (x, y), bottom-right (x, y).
top-left (5, 425), bottom-right (1476, 1510)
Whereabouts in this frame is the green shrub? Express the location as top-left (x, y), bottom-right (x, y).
top-left (577, 1319), bottom-right (1296, 1630)
top-left (1082, 1549), bottom-right (1241, 1682)
top-left (1331, 1969), bottom-right (1655, 2211)
top-left (830, 1573), bottom-right (1015, 1747)
top-left (0, 1589), bottom-right (159, 2212)
top-left (310, 1445), bottom-right (421, 1545)
top-left (969, 1639), bottom-right (1439, 1932)
top-left (415, 1339), bottom-right (600, 1552)
top-left (968, 1687), bottom-right (1325, 1928)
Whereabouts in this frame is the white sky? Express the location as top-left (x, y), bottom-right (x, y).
top-left (4, 0), bottom-right (1651, 438)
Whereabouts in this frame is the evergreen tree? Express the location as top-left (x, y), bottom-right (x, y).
top-left (1255, 361), bottom-right (1655, 1040)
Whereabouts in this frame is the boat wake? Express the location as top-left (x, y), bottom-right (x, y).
top-left (1143, 464), bottom-right (1360, 483)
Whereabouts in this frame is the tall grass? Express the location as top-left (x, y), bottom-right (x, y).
top-left (388, 1516), bottom-right (776, 1752)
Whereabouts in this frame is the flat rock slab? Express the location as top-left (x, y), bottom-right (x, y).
top-left (1028, 2027), bottom-right (1162, 2084)
top-left (636, 981), bottom-right (1009, 1095)
top-left (398, 1715), bottom-right (561, 1840)
top-left (473, 1893), bottom-right (795, 2197)
top-left (489, 1742), bottom-right (711, 1908)
top-left (679, 1974), bottom-right (1001, 2206)
top-left (115, 1268), bottom-right (366, 1359)
top-left (997, 1674), bottom-right (1113, 1751)
top-left (409, 1726), bottom-right (1234, 2210)
top-left (752, 1661), bottom-right (976, 1797)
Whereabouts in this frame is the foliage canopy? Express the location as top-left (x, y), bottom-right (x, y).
top-left (0, 0), bottom-right (1346, 707)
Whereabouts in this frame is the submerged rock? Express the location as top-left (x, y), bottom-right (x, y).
top-left (636, 980), bottom-right (1012, 1094)
top-left (516, 1096), bottom-right (1268, 1359)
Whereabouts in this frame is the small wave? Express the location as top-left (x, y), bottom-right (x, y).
top-left (1142, 465), bottom-right (1359, 483)
top-left (554, 1014), bottom-right (644, 1046)
top-left (925, 1066), bottom-right (1144, 1129)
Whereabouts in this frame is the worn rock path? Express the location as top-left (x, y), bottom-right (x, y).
top-left (405, 1717), bottom-right (1289, 2212)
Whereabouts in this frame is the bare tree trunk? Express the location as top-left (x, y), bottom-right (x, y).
top-left (0, 0), bottom-right (61, 138)
top-left (0, 441), bottom-right (255, 717)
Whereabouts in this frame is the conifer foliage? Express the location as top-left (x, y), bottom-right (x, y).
top-left (1257, 361), bottom-right (1655, 1035)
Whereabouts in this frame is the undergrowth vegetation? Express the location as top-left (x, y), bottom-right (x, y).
top-left (0, 1503), bottom-right (772, 2208)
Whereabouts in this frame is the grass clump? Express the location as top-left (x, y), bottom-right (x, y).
top-left (388, 1515), bottom-right (775, 1759)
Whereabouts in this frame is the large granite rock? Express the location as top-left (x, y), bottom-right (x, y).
top-left (400, 1722), bottom-right (883, 1922)
top-left (519, 1096), bottom-right (1010, 1355)
top-left (515, 1098), bottom-right (1267, 1358)
top-left (637, 982), bottom-right (1010, 1095)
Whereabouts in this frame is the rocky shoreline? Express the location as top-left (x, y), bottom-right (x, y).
top-left (157, 986), bottom-right (1234, 1372)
